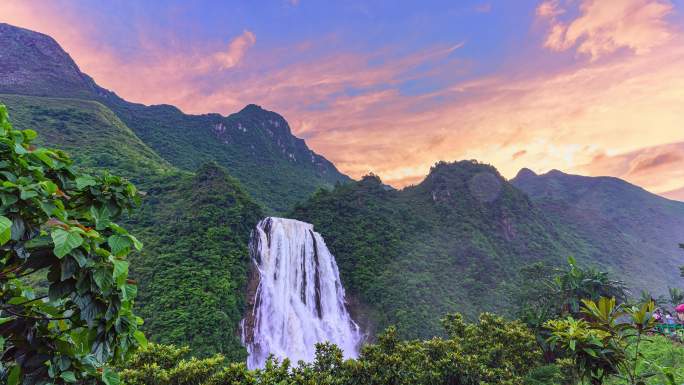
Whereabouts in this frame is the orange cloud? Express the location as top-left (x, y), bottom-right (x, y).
top-left (539, 0), bottom-right (674, 59)
top-left (578, 142), bottom-right (684, 196)
top-left (536, 0), bottom-right (564, 18)
top-left (662, 186), bottom-right (684, 201)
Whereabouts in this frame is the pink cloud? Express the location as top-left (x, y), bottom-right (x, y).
top-left (536, 0), bottom-right (564, 18)
top-left (213, 30), bottom-right (256, 69)
top-left (538, 0), bottom-right (675, 59)
top-left (512, 150), bottom-right (527, 160)
top-left (662, 186), bottom-right (684, 201)
top-left (578, 142), bottom-right (684, 196)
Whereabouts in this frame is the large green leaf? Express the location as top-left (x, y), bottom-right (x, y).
top-left (75, 175), bottom-right (97, 190)
top-left (60, 371), bottom-right (77, 383)
top-left (51, 228), bottom-right (84, 258)
top-left (0, 215), bottom-right (11, 245)
top-left (102, 368), bottom-right (120, 385)
top-left (122, 283), bottom-right (137, 301)
top-left (107, 235), bottom-right (132, 257)
top-left (112, 259), bottom-right (129, 287)
top-left (133, 330), bottom-right (147, 348)
top-left (93, 268), bottom-right (112, 292)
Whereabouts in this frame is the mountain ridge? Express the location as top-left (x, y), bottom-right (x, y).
top-left (0, 22), bottom-right (351, 213)
top-left (512, 167), bottom-right (684, 295)
top-left (291, 160), bottom-right (578, 338)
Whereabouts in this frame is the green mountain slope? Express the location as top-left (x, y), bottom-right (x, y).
top-left (291, 161), bottom-right (575, 339)
top-left (0, 93), bottom-right (172, 181)
top-left (0, 22), bottom-right (350, 213)
top-left (511, 168), bottom-right (684, 296)
top-left (0, 92), bottom-right (261, 359)
top-left (103, 99), bottom-right (350, 213)
top-left (128, 164), bottom-right (262, 359)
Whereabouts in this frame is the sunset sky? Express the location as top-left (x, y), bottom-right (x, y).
top-left (2, 0), bottom-right (684, 198)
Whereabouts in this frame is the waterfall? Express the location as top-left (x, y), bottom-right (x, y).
top-left (241, 217), bottom-right (362, 369)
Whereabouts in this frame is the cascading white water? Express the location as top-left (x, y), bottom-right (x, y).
top-left (242, 217), bottom-right (362, 369)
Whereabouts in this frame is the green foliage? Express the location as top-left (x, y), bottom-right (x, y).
top-left (0, 105), bottom-right (145, 384)
top-left (128, 163), bottom-right (262, 359)
top-left (554, 257), bottom-right (629, 315)
top-left (546, 297), bottom-right (658, 385)
top-left (512, 258), bottom-right (630, 366)
top-left (120, 344), bottom-right (227, 385)
top-left (515, 257), bottom-right (628, 323)
top-left (121, 313), bottom-right (542, 385)
top-left (523, 364), bottom-right (566, 385)
top-left (607, 335), bottom-right (684, 385)
top-left (291, 161), bottom-right (575, 338)
top-left (546, 316), bottom-right (622, 384)
top-left (668, 287), bottom-right (684, 307)
top-left (1, 96), bottom-right (264, 359)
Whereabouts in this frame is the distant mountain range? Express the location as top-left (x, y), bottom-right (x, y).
top-left (292, 161), bottom-right (684, 338)
top-left (1, 22), bottom-right (682, 356)
top-left (512, 168), bottom-right (684, 296)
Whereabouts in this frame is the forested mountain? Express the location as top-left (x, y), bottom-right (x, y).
top-left (2, 21), bottom-right (683, 364)
top-left (291, 160), bottom-right (579, 338)
top-left (0, 22), bottom-right (347, 356)
top-left (0, 92), bottom-right (260, 358)
top-left (290, 163), bottom-right (684, 339)
top-left (0, 22), bottom-right (350, 213)
top-left (0, 94), bottom-right (173, 181)
top-left (512, 168), bottom-right (684, 296)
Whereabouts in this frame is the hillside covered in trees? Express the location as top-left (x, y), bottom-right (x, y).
top-left (2, 22), bottom-right (684, 376)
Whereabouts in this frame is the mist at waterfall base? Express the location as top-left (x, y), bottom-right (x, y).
top-left (242, 217), bottom-right (362, 369)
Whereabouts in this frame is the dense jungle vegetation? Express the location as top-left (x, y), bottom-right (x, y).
top-left (290, 163), bottom-right (578, 338)
top-left (3, 21), bottom-right (684, 385)
top-left (3, 86), bottom-right (684, 385)
top-left (1, 97), bottom-right (261, 359)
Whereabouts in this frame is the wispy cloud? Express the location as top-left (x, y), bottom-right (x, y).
top-left (579, 142), bottom-right (684, 196)
top-left (538, 0), bottom-right (675, 59)
top-left (211, 30), bottom-right (256, 70)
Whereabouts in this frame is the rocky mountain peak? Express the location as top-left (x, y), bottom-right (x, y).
top-left (0, 23), bottom-right (99, 97)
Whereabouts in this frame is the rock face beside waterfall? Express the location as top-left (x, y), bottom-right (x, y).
top-left (242, 217), bottom-right (362, 369)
